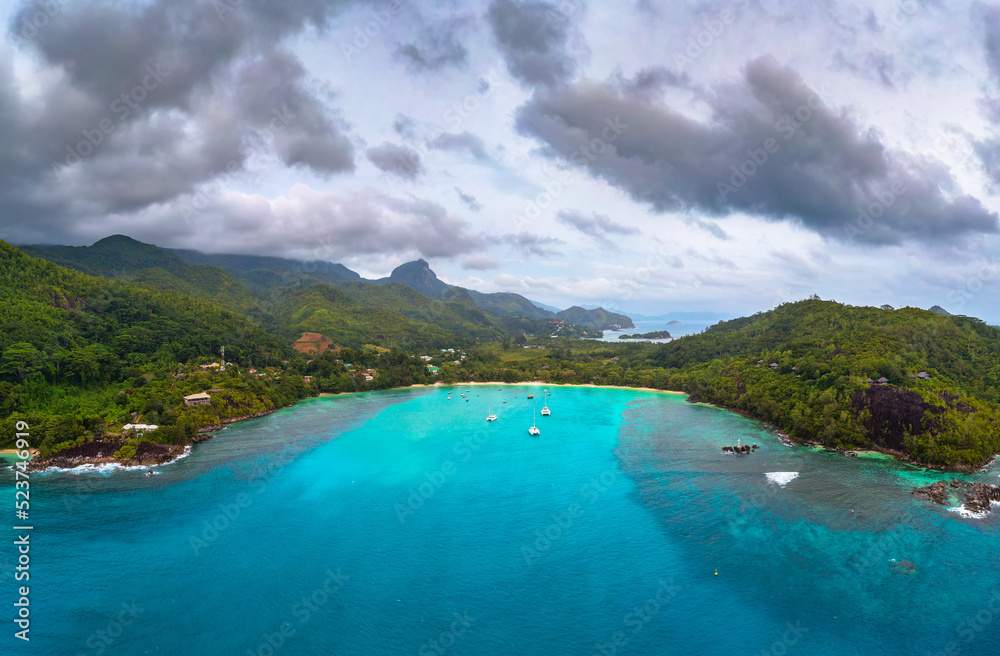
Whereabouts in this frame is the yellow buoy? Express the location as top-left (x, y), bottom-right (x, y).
top-left (715, 570), bottom-right (718, 576)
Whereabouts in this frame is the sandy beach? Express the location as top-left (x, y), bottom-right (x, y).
top-left (0, 448), bottom-right (38, 457)
top-left (319, 381), bottom-right (688, 397)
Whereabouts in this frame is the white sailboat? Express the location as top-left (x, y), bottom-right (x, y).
top-left (486, 406), bottom-right (497, 421)
top-left (540, 402), bottom-right (551, 416)
top-left (528, 409), bottom-right (540, 436)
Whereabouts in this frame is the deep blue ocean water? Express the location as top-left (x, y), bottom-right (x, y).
top-left (4, 385), bottom-right (1000, 655)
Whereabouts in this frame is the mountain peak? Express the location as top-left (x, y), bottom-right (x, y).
top-left (381, 259), bottom-right (450, 297)
top-left (92, 234), bottom-right (148, 249)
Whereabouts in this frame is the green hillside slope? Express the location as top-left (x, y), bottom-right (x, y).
top-left (23, 236), bottom-right (259, 313)
top-left (652, 299), bottom-right (1000, 467)
top-left (0, 241), bottom-right (299, 454)
top-left (273, 283), bottom-right (476, 350)
top-left (467, 289), bottom-right (554, 319)
top-left (557, 306), bottom-right (635, 330)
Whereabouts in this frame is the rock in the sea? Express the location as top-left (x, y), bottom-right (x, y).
top-left (912, 479), bottom-right (1000, 515)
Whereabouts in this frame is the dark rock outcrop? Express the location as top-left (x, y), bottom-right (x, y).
top-left (912, 478), bottom-right (1000, 515)
top-left (28, 438), bottom-right (122, 471)
top-left (851, 385), bottom-right (943, 450)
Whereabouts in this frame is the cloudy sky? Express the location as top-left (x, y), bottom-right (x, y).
top-left (3, 0), bottom-right (1000, 320)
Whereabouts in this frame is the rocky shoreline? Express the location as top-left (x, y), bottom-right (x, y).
top-left (912, 479), bottom-right (1000, 516)
top-left (196, 408), bottom-right (279, 433)
top-left (687, 396), bottom-right (992, 473)
top-left (27, 438), bottom-right (196, 471)
top-left (27, 406), bottom-right (286, 472)
top-left (27, 432), bottom-right (216, 472)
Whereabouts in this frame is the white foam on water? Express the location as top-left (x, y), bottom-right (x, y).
top-left (948, 504), bottom-right (989, 519)
top-left (40, 446), bottom-right (192, 475)
top-left (45, 462), bottom-right (148, 475)
top-left (765, 472), bottom-right (799, 487)
top-left (158, 446), bottom-right (192, 466)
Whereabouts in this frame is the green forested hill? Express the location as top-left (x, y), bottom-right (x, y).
top-left (0, 241), bottom-right (287, 375)
top-left (23, 235), bottom-right (260, 313)
top-left (168, 247), bottom-right (362, 294)
top-left (649, 300), bottom-right (1000, 467)
top-left (22, 237), bottom-right (565, 347)
top-left (556, 306), bottom-right (635, 330)
top-left (271, 283), bottom-right (466, 350)
top-left (0, 240), bottom-right (298, 453)
top-left (466, 289), bottom-right (554, 320)
top-left (333, 281), bottom-right (503, 340)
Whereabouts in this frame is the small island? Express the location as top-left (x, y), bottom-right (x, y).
top-left (618, 330), bottom-right (672, 340)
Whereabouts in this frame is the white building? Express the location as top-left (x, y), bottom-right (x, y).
top-left (122, 424), bottom-right (159, 432)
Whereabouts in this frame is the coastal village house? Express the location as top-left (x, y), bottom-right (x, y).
top-left (122, 424), bottom-right (158, 432)
top-left (183, 392), bottom-right (212, 406)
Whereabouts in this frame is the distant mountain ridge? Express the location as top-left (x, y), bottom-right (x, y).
top-left (22, 236), bottom-right (635, 331)
top-left (370, 260), bottom-right (631, 328)
top-left (170, 248), bottom-right (360, 281)
top-left (22, 236), bottom-right (259, 313)
top-left (556, 306), bottom-right (635, 330)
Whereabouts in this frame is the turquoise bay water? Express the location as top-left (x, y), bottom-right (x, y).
top-left (5, 385), bottom-right (1000, 655)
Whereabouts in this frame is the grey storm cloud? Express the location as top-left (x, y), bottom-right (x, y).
top-left (232, 48), bottom-right (355, 175)
top-left (367, 142), bottom-right (424, 179)
top-left (516, 56), bottom-right (998, 245)
top-left (617, 66), bottom-right (691, 98)
top-left (556, 210), bottom-right (638, 239)
top-left (393, 114), bottom-right (417, 141)
top-left (119, 187), bottom-right (482, 262)
top-left (984, 5), bottom-right (1000, 84)
top-left (0, 0), bottom-right (356, 244)
top-left (394, 18), bottom-right (470, 72)
top-left (428, 131), bottom-right (491, 161)
top-left (501, 231), bottom-right (563, 256)
top-left (687, 217), bottom-right (730, 241)
top-left (455, 188), bottom-right (483, 211)
top-left (462, 253), bottom-right (501, 269)
top-left (487, 0), bottom-right (582, 88)
top-left (975, 7), bottom-right (1000, 185)
top-left (834, 50), bottom-right (906, 90)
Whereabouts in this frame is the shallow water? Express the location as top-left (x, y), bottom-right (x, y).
top-left (4, 385), bottom-right (999, 655)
